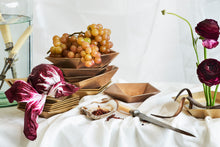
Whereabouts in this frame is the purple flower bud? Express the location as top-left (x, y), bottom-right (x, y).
top-left (202, 39), bottom-right (219, 49)
top-left (197, 59), bottom-right (220, 87)
top-left (195, 19), bottom-right (220, 40)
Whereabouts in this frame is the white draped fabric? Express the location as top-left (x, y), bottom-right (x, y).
top-left (1, 1), bottom-right (220, 147)
top-left (0, 82), bottom-right (219, 147)
top-left (33, 0), bottom-right (220, 84)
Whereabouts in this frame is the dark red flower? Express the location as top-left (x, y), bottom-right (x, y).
top-left (195, 19), bottom-right (220, 40)
top-left (197, 59), bottom-right (220, 86)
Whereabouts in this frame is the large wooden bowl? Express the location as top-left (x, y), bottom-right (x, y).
top-left (73, 65), bottom-right (118, 89)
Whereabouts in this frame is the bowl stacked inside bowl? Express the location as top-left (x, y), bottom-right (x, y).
top-left (46, 51), bottom-right (119, 98)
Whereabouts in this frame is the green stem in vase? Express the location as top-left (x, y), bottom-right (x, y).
top-left (203, 46), bottom-right (210, 106)
top-left (203, 84), bottom-right (210, 106)
top-left (161, 10), bottom-right (200, 65)
top-left (208, 86), bottom-right (212, 106)
top-left (212, 84), bottom-right (219, 106)
top-left (204, 47), bottom-right (207, 59)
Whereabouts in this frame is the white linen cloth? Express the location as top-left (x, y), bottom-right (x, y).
top-left (0, 82), bottom-right (220, 147)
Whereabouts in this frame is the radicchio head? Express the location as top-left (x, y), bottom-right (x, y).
top-left (5, 64), bottom-right (79, 141)
top-left (27, 64), bottom-right (64, 94)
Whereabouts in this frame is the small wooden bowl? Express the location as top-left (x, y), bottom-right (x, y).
top-left (104, 83), bottom-right (160, 103)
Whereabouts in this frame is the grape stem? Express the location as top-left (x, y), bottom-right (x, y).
top-left (69, 31), bottom-right (85, 37)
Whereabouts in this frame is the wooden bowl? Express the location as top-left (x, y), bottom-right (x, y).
top-left (60, 66), bottom-right (107, 77)
top-left (73, 65), bottom-right (118, 89)
top-left (45, 51), bottom-right (119, 69)
top-left (104, 83), bottom-right (160, 103)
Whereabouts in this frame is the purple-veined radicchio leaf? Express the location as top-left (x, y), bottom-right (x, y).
top-left (5, 80), bottom-right (40, 103)
top-left (5, 80), bottom-right (47, 140)
top-left (27, 64), bottom-right (64, 94)
top-left (48, 81), bottom-right (80, 98)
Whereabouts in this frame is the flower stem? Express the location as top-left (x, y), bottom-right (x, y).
top-left (208, 86), bottom-right (212, 106)
top-left (212, 84), bottom-right (219, 106)
top-left (204, 47), bottom-right (207, 59)
top-left (203, 84), bottom-right (210, 106)
top-left (203, 46), bottom-right (210, 106)
top-left (165, 12), bottom-right (200, 65)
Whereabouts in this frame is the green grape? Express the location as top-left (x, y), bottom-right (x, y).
top-left (97, 24), bottom-right (103, 30)
top-left (85, 31), bottom-right (92, 38)
top-left (85, 47), bottom-right (92, 54)
top-left (91, 40), bottom-right (98, 46)
top-left (95, 52), bottom-right (101, 58)
top-left (106, 49), bottom-right (111, 53)
top-left (77, 37), bottom-right (84, 45)
top-left (53, 40), bottom-right (61, 47)
top-left (95, 57), bottom-right (102, 64)
top-left (106, 41), bottom-right (113, 49)
top-left (91, 50), bottom-right (98, 57)
top-left (62, 33), bottom-right (69, 39)
top-left (102, 34), bottom-right (108, 40)
top-left (84, 37), bottom-right (91, 44)
top-left (60, 36), bottom-right (67, 44)
top-left (62, 49), bottom-right (69, 57)
top-left (67, 51), bottom-right (74, 58)
top-left (91, 29), bottom-right (99, 36)
top-left (91, 24), bottom-right (98, 30)
top-left (50, 46), bottom-right (56, 54)
top-left (77, 46), bottom-right (83, 53)
top-left (81, 57), bottom-right (86, 63)
top-left (99, 29), bottom-right (104, 35)
top-left (100, 40), bottom-right (106, 46)
top-left (82, 41), bottom-right (90, 49)
top-left (100, 46), bottom-right (107, 53)
top-left (53, 35), bottom-right (60, 41)
top-left (85, 60), bottom-right (93, 67)
top-left (95, 35), bottom-right (102, 42)
top-left (61, 43), bottom-right (67, 50)
top-left (70, 45), bottom-right (77, 53)
top-left (69, 35), bottom-right (77, 42)
top-left (80, 50), bottom-right (86, 57)
top-left (55, 46), bottom-right (63, 54)
top-left (85, 54), bottom-right (92, 61)
top-left (75, 53), bottom-right (81, 58)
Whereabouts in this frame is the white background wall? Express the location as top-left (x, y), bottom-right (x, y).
top-left (32, 0), bottom-right (220, 84)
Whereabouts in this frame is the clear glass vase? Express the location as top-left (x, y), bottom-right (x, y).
top-left (0, 0), bottom-right (32, 106)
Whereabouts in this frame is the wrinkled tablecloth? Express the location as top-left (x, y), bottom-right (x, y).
top-left (0, 82), bottom-right (219, 147)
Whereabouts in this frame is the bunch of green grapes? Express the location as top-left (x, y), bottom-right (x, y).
top-left (49, 24), bottom-right (114, 67)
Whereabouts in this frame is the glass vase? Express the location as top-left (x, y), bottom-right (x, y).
top-left (0, 0), bottom-right (32, 106)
